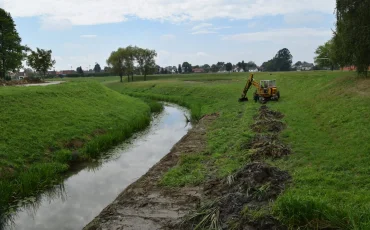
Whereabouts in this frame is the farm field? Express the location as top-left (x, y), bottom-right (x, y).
top-left (102, 71), bottom-right (370, 229)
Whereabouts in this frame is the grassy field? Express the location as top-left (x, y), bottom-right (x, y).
top-left (0, 82), bottom-right (160, 220)
top-left (103, 71), bottom-right (370, 229)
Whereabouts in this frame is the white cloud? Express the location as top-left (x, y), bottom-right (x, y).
top-left (214, 26), bottom-right (232, 30)
top-left (192, 23), bottom-right (213, 31)
top-left (191, 23), bottom-right (230, 35)
top-left (196, 52), bottom-right (208, 56)
top-left (40, 16), bottom-right (72, 30)
top-left (191, 30), bottom-right (217, 35)
top-left (80, 35), bottom-right (97, 38)
top-left (4, 0), bottom-right (336, 26)
top-left (284, 12), bottom-right (326, 25)
top-left (160, 34), bottom-right (176, 41)
top-left (222, 28), bottom-right (332, 42)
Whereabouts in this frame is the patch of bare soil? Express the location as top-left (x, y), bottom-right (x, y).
top-left (0, 78), bottom-right (44, 86)
top-left (177, 106), bottom-right (291, 230)
top-left (83, 114), bottom-right (219, 230)
top-left (178, 162), bottom-right (290, 230)
top-left (248, 134), bottom-right (291, 160)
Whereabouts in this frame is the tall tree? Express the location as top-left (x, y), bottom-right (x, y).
top-left (76, 66), bottom-right (84, 75)
top-left (93, 63), bottom-right (101, 73)
top-left (182, 62), bottom-right (192, 73)
top-left (125, 46), bottom-right (137, 82)
top-left (335, 0), bottom-right (370, 75)
top-left (135, 48), bottom-right (157, 81)
top-left (225, 62), bottom-right (233, 73)
top-left (314, 40), bottom-right (338, 70)
top-left (107, 48), bottom-right (127, 82)
top-left (246, 61), bottom-right (257, 70)
top-left (202, 64), bottom-right (210, 73)
top-left (274, 48), bottom-right (293, 71)
top-left (0, 9), bottom-right (25, 79)
top-left (27, 48), bottom-right (56, 78)
top-left (178, 64), bottom-right (182, 74)
top-left (103, 66), bottom-right (111, 72)
top-left (211, 64), bottom-right (218, 72)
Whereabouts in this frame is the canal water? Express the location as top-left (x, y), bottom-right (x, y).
top-left (7, 104), bottom-right (191, 230)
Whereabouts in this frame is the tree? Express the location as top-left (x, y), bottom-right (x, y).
top-left (314, 40), bottom-right (338, 70)
top-left (94, 63), bottom-right (101, 73)
top-left (0, 9), bottom-right (25, 79)
top-left (294, 61), bottom-right (302, 67)
top-left (335, 0), bottom-right (370, 76)
top-left (225, 62), bottom-right (233, 73)
top-left (27, 48), bottom-right (56, 78)
top-left (178, 64), bottom-right (182, 74)
top-left (182, 62), bottom-right (192, 73)
top-left (76, 66), bottom-right (84, 75)
top-left (106, 48), bottom-right (127, 82)
top-left (202, 64), bottom-right (210, 73)
top-left (135, 48), bottom-right (157, 81)
top-left (125, 46), bottom-right (137, 82)
top-left (274, 48), bottom-right (292, 71)
top-left (104, 66), bottom-right (111, 72)
top-left (211, 64), bottom-right (218, 72)
top-left (261, 48), bottom-right (293, 72)
top-left (246, 61), bottom-right (257, 70)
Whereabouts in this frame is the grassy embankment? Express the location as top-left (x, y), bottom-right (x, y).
top-left (0, 81), bottom-right (162, 219)
top-left (106, 71), bottom-right (370, 229)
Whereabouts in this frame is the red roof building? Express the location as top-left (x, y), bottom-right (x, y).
top-left (193, 68), bottom-right (205, 73)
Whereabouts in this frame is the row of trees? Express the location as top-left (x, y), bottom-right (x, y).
top-left (315, 0), bottom-right (370, 76)
top-left (157, 61), bottom-right (258, 74)
top-left (107, 46), bottom-right (157, 82)
top-left (0, 9), bottom-right (55, 80)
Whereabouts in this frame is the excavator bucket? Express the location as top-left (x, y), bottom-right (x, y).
top-left (238, 97), bottom-right (248, 102)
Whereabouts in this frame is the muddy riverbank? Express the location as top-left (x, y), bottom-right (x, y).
top-left (85, 105), bottom-right (291, 230)
top-left (84, 113), bottom-right (219, 230)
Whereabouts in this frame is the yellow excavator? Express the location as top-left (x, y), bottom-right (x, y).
top-left (239, 74), bottom-right (280, 103)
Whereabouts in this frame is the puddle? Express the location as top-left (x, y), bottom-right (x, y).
top-left (6, 104), bottom-right (191, 230)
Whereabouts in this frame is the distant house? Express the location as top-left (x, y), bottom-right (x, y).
top-left (11, 72), bottom-right (27, 80)
top-left (249, 68), bottom-right (259, 72)
top-left (57, 70), bottom-right (76, 75)
top-left (341, 66), bottom-right (370, 71)
top-left (193, 68), bottom-right (205, 73)
top-left (294, 62), bottom-right (314, 71)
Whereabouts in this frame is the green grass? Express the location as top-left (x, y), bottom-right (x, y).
top-left (104, 71), bottom-right (370, 229)
top-left (0, 81), bottom-right (153, 220)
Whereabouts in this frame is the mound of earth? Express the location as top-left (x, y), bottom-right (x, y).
top-left (179, 162), bottom-right (291, 230)
top-left (251, 120), bottom-right (286, 133)
top-left (254, 105), bottom-right (284, 120)
top-left (249, 134), bottom-right (291, 160)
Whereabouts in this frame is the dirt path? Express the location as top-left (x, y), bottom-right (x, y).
top-left (16, 81), bottom-right (63, 87)
top-left (84, 114), bottom-right (219, 230)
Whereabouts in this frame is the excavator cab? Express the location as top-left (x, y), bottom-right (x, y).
top-left (239, 74), bottom-right (280, 103)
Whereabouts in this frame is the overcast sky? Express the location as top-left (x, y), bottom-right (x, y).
top-left (3, 0), bottom-right (336, 70)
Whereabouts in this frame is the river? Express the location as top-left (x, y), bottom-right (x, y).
top-left (7, 104), bottom-right (191, 230)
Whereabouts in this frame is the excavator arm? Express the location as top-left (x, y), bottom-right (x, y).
top-left (239, 74), bottom-right (260, 102)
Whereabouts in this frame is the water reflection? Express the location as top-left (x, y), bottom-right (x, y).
top-left (6, 104), bottom-right (191, 230)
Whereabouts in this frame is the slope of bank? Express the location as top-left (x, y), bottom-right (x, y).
top-left (0, 82), bottom-right (153, 221)
top-left (104, 71), bottom-right (370, 229)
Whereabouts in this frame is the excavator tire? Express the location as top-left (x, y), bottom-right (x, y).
top-left (239, 97), bottom-right (249, 102)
